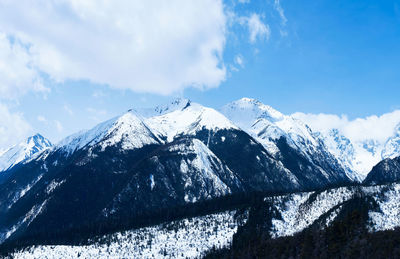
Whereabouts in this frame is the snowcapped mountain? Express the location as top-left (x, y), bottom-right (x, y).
top-left (221, 98), bottom-right (352, 181)
top-left (317, 129), bottom-right (362, 180)
top-left (5, 98), bottom-right (400, 257)
top-left (382, 123), bottom-right (400, 159)
top-left (55, 99), bottom-right (235, 155)
top-left (0, 99), bottom-right (356, 247)
top-left (221, 97), bottom-right (316, 155)
top-left (0, 134), bottom-right (52, 172)
top-left (315, 122), bottom-right (400, 181)
top-left (146, 100), bottom-right (238, 142)
top-left (56, 111), bottom-right (161, 156)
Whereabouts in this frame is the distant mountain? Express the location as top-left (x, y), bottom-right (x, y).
top-left (221, 98), bottom-right (352, 182)
top-left (0, 134), bottom-right (52, 172)
top-left (363, 156), bottom-right (400, 185)
top-left (318, 130), bottom-right (382, 181)
top-left (307, 122), bottom-right (400, 181)
top-left (0, 99), bottom-right (353, 246)
top-left (382, 124), bottom-right (400, 159)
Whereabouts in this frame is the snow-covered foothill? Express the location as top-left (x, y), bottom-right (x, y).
top-left (267, 183), bottom-right (400, 238)
top-left (269, 187), bottom-right (355, 238)
top-left (12, 210), bottom-right (248, 259)
top-left (368, 183), bottom-right (400, 232)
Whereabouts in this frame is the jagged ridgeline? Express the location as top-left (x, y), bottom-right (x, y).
top-left (1, 98), bottom-right (400, 258)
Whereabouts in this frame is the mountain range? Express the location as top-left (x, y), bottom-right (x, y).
top-left (1, 98), bottom-right (400, 258)
top-left (311, 120), bottom-right (400, 181)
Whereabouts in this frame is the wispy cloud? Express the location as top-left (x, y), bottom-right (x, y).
top-left (92, 90), bottom-right (106, 99)
top-left (37, 115), bottom-right (47, 123)
top-left (245, 14), bottom-right (271, 43)
top-left (86, 107), bottom-right (108, 122)
top-left (63, 105), bottom-right (73, 116)
top-left (274, 0), bottom-right (288, 36)
top-left (54, 120), bottom-right (63, 133)
top-left (234, 55), bottom-right (244, 67)
top-left (274, 0), bottom-right (287, 26)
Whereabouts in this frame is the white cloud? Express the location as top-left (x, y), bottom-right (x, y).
top-left (0, 103), bottom-right (31, 149)
top-left (274, 0), bottom-right (287, 26)
top-left (245, 14), bottom-right (271, 43)
top-left (0, 33), bottom-right (49, 99)
top-left (292, 110), bottom-right (400, 144)
top-left (54, 120), bottom-right (63, 132)
top-left (0, 0), bottom-right (228, 95)
top-left (234, 55), bottom-right (244, 67)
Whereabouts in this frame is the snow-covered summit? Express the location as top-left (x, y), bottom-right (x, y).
top-left (57, 110), bottom-right (161, 155)
top-left (0, 134), bottom-right (52, 172)
top-left (220, 98), bottom-right (284, 130)
top-left (382, 123), bottom-right (400, 159)
top-left (221, 98), bottom-right (354, 181)
top-left (147, 101), bottom-right (238, 142)
top-left (221, 98), bottom-right (320, 154)
top-left (55, 100), bottom-right (237, 155)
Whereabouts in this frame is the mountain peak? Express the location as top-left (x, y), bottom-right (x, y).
top-left (26, 133), bottom-right (51, 147)
top-left (0, 134), bottom-right (52, 172)
top-left (146, 102), bottom-right (238, 142)
top-left (221, 98), bottom-right (284, 131)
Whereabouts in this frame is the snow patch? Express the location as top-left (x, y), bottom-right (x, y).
top-left (368, 184), bottom-right (400, 232)
top-left (269, 187), bottom-right (355, 238)
top-left (149, 174), bottom-right (155, 190)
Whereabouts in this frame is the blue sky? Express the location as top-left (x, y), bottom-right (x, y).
top-left (0, 0), bottom-right (399, 148)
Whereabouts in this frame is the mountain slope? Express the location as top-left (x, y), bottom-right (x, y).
top-left (0, 134), bottom-right (52, 172)
top-left (363, 156), bottom-right (400, 185)
top-left (382, 124), bottom-right (400, 159)
top-left (303, 121), bottom-right (400, 181)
